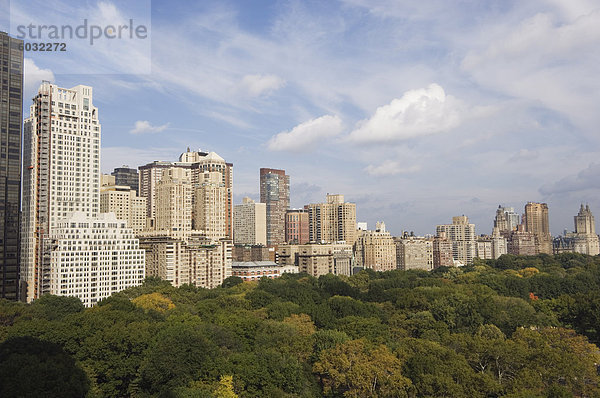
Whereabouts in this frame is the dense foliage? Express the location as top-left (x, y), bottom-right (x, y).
top-left (2, 253), bottom-right (600, 397)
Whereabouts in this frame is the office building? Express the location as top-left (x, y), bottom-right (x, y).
top-left (436, 216), bottom-right (476, 265)
top-left (233, 197), bottom-right (267, 246)
top-left (0, 32), bottom-right (23, 300)
top-left (285, 209), bottom-right (309, 244)
top-left (524, 202), bottom-right (552, 254)
top-left (260, 168), bottom-right (289, 245)
top-left (21, 82), bottom-right (145, 304)
top-left (111, 166), bottom-right (139, 194)
top-left (305, 194), bottom-right (357, 245)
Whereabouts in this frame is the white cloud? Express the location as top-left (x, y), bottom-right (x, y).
top-left (23, 58), bottom-right (54, 98)
top-left (365, 161), bottom-right (420, 176)
top-left (267, 114), bottom-right (343, 152)
top-left (129, 120), bottom-right (170, 135)
top-left (240, 74), bottom-right (286, 96)
top-left (347, 84), bottom-right (463, 143)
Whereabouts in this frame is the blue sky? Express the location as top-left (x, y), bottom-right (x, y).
top-left (4, 0), bottom-right (600, 236)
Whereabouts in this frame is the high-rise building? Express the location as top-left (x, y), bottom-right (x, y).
top-left (305, 194), bottom-right (357, 245)
top-left (524, 202), bottom-right (552, 254)
top-left (436, 216), bottom-right (476, 265)
top-left (507, 225), bottom-right (537, 256)
top-left (260, 168), bottom-right (289, 245)
top-left (21, 82), bottom-right (145, 304)
top-left (154, 168), bottom-right (192, 236)
top-left (100, 183), bottom-right (147, 233)
top-left (285, 209), bottom-right (309, 244)
top-left (138, 149), bottom-right (234, 238)
top-left (194, 171), bottom-right (227, 240)
top-left (354, 222), bottom-right (396, 272)
top-left (0, 33), bottom-right (23, 300)
top-left (233, 197), bottom-right (267, 246)
top-left (111, 166), bottom-right (139, 194)
top-left (494, 206), bottom-right (520, 234)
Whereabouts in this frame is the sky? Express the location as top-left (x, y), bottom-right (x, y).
top-left (3, 0), bottom-right (600, 236)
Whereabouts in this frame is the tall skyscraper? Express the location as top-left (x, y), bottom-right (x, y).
top-left (494, 206), bottom-right (520, 233)
top-left (233, 197), bottom-right (267, 246)
top-left (0, 32), bottom-right (23, 300)
top-left (524, 202), bottom-right (552, 254)
top-left (21, 82), bottom-right (145, 304)
top-left (436, 216), bottom-right (476, 265)
top-left (111, 165), bottom-right (139, 194)
top-left (100, 183), bottom-right (147, 233)
top-left (305, 194), bottom-right (357, 245)
top-left (260, 168), bottom-right (289, 245)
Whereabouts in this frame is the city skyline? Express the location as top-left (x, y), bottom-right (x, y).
top-left (3, 0), bottom-right (600, 236)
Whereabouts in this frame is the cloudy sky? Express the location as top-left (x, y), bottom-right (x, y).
top-left (4, 0), bottom-right (600, 236)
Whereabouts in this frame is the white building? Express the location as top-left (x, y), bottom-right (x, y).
top-left (21, 82), bottom-right (145, 304)
top-left (49, 212), bottom-right (145, 307)
top-left (233, 197), bottom-right (267, 246)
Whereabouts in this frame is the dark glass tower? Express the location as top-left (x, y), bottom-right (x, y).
top-left (259, 168), bottom-right (289, 245)
top-left (0, 32), bottom-right (23, 300)
top-left (112, 166), bottom-right (139, 194)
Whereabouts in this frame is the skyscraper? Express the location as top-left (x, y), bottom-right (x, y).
top-left (524, 202), bottom-right (552, 254)
top-left (260, 168), bottom-right (289, 245)
top-left (111, 165), bottom-right (139, 194)
top-left (194, 171), bottom-right (227, 241)
top-left (21, 82), bottom-right (145, 305)
top-left (0, 32), bottom-right (23, 300)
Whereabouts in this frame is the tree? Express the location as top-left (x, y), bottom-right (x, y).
top-left (132, 292), bottom-right (175, 313)
top-left (314, 338), bottom-right (412, 397)
top-left (0, 336), bottom-right (89, 398)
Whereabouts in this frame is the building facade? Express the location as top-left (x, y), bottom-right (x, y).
top-left (285, 209), bottom-right (309, 244)
top-left (524, 202), bottom-right (552, 254)
top-left (111, 166), bottom-right (139, 194)
top-left (100, 184), bottom-right (147, 233)
top-left (231, 261), bottom-right (298, 281)
top-left (436, 216), bottom-right (476, 265)
top-left (49, 212), bottom-right (145, 307)
top-left (21, 82), bottom-right (145, 304)
top-left (395, 235), bottom-right (434, 271)
top-left (260, 168), bottom-right (289, 245)
top-left (354, 222), bottom-right (396, 272)
top-left (433, 234), bottom-right (454, 268)
top-left (194, 171), bottom-right (227, 240)
top-left (305, 194), bottom-right (357, 245)
top-left (233, 197), bottom-right (267, 246)
top-left (0, 32), bottom-right (23, 300)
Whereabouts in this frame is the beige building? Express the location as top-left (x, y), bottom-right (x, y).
top-left (395, 235), bottom-right (433, 271)
top-left (278, 243), bottom-right (353, 276)
top-left (524, 202), bottom-right (552, 254)
top-left (233, 197), bottom-right (267, 246)
top-left (100, 184), bottom-right (147, 233)
top-left (194, 171), bottom-right (227, 240)
top-left (305, 194), bottom-right (357, 245)
top-left (140, 233), bottom-right (231, 289)
top-left (508, 225), bottom-right (537, 256)
top-left (436, 216), bottom-right (476, 265)
top-left (558, 205), bottom-right (600, 256)
top-left (354, 222), bottom-right (396, 272)
top-left (154, 168), bottom-right (192, 236)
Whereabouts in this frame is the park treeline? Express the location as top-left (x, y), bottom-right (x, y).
top-left (2, 252), bottom-right (600, 397)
